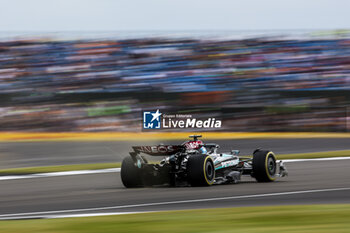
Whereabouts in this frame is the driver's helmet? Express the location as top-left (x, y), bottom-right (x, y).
top-left (198, 146), bottom-right (207, 154)
top-left (183, 140), bottom-right (207, 154)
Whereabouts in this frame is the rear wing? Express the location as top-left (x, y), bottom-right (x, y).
top-left (132, 145), bottom-right (185, 156)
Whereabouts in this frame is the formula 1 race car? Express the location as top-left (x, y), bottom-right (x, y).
top-left (121, 135), bottom-right (288, 187)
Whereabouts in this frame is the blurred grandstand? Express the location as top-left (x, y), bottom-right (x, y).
top-left (0, 32), bottom-right (350, 132)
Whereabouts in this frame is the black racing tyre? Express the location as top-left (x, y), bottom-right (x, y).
top-left (121, 156), bottom-right (143, 188)
top-left (252, 150), bottom-right (277, 182)
top-left (187, 154), bottom-right (215, 186)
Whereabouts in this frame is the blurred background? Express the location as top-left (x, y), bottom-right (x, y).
top-left (1, 30), bottom-right (350, 132)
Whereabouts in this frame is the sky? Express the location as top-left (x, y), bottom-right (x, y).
top-left (0, 0), bottom-right (350, 31)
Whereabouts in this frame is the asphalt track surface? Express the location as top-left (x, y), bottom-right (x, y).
top-left (1, 159), bottom-right (350, 219)
top-left (0, 138), bottom-right (350, 168)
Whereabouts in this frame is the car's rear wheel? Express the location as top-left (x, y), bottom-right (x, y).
top-left (252, 150), bottom-right (277, 182)
top-left (121, 156), bottom-right (143, 188)
top-left (187, 154), bottom-right (215, 186)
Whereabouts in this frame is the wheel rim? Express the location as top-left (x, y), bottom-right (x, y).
top-left (267, 156), bottom-right (276, 176)
top-left (205, 161), bottom-right (214, 181)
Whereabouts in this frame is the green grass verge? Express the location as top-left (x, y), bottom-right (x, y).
top-left (1, 204), bottom-right (350, 233)
top-left (1, 150), bottom-right (350, 175)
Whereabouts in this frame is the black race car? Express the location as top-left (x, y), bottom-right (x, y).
top-left (121, 135), bottom-right (288, 187)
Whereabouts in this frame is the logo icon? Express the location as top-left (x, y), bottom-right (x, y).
top-left (143, 109), bottom-right (162, 129)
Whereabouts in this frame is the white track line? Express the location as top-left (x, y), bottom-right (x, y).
top-left (1, 187), bottom-right (350, 220)
top-left (283, 157), bottom-right (350, 162)
top-left (1, 156), bottom-right (350, 181)
top-left (0, 212), bottom-right (144, 220)
top-left (0, 168), bottom-right (120, 181)
top-left (49, 211), bottom-right (146, 219)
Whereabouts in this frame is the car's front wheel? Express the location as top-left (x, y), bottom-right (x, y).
top-left (252, 150), bottom-right (277, 182)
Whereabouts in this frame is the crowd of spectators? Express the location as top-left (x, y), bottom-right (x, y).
top-left (0, 35), bottom-right (349, 131)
